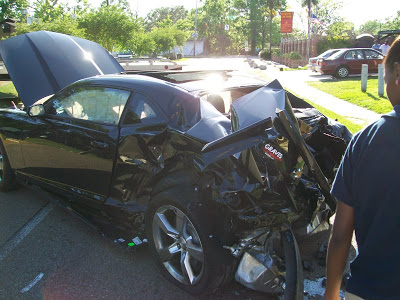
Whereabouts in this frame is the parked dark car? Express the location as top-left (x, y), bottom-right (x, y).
top-left (0, 31), bottom-right (351, 298)
top-left (315, 48), bottom-right (384, 78)
top-left (307, 48), bottom-right (340, 72)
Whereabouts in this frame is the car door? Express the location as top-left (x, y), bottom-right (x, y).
top-left (108, 92), bottom-right (168, 204)
top-left (363, 49), bottom-right (384, 72)
top-left (344, 50), bottom-right (366, 74)
top-left (20, 85), bottom-right (131, 209)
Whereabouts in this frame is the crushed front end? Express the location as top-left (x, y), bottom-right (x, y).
top-left (198, 80), bottom-right (351, 297)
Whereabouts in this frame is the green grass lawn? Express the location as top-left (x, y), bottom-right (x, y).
top-left (174, 57), bottom-right (190, 62)
top-left (307, 78), bottom-right (392, 114)
top-left (0, 82), bottom-right (18, 98)
top-left (282, 65), bottom-right (308, 71)
top-left (286, 88), bottom-right (363, 134)
top-left (0, 82), bottom-right (18, 108)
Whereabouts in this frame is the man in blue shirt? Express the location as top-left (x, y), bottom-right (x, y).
top-left (325, 36), bottom-right (400, 299)
top-left (372, 40), bottom-right (381, 51)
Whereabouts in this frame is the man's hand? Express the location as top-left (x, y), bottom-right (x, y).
top-left (325, 200), bottom-right (354, 299)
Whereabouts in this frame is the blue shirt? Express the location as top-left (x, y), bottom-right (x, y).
top-left (372, 44), bottom-right (381, 51)
top-left (331, 105), bottom-right (400, 300)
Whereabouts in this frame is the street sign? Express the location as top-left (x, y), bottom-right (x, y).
top-left (191, 32), bottom-right (198, 38)
top-left (280, 12), bottom-right (294, 33)
top-left (225, 24), bottom-right (230, 31)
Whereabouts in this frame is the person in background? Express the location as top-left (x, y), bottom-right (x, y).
top-left (380, 39), bottom-right (391, 55)
top-left (371, 39), bottom-right (381, 51)
top-left (325, 35), bottom-right (400, 300)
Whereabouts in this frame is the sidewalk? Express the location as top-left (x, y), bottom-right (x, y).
top-left (250, 58), bottom-right (382, 127)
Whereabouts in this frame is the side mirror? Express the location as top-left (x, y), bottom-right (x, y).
top-left (28, 104), bottom-right (45, 117)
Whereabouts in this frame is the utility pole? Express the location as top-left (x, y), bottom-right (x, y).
top-left (307, 3), bottom-right (311, 61)
top-left (194, 0), bottom-right (198, 57)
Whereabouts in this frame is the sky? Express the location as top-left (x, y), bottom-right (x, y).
top-left (84, 0), bottom-right (399, 30)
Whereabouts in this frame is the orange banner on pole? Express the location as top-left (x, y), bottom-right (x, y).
top-left (280, 12), bottom-right (294, 33)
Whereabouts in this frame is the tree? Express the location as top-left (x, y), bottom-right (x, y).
top-left (100, 0), bottom-right (132, 12)
top-left (0, 0), bottom-right (29, 21)
top-left (33, 0), bottom-right (66, 22)
top-left (14, 15), bottom-right (85, 37)
top-left (266, 0), bottom-right (286, 54)
top-left (233, 0), bottom-right (263, 54)
top-left (13, 0), bottom-right (90, 37)
top-left (145, 6), bottom-right (188, 31)
top-left (327, 21), bottom-right (354, 37)
top-left (358, 20), bottom-right (382, 36)
top-left (387, 11), bottom-right (400, 30)
top-left (78, 5), bottom-right (141, 52)
top-left (232, 0), bottom-right (285, 55)
top-left (149, 25), bottom-right (188, 56)
top-left (308, 0), bottom-right (343, 36)
top-left (127, 30), bottom-right (156, 56)
top-left (301, 0), bottom-right (319, 59)
top-left (301, 0), bottom-right (319, 29)
top-left (197, 0), bottom-right (232, 54)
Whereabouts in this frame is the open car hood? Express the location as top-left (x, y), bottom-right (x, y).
top-left (0, 31), bottom-right (124, 107)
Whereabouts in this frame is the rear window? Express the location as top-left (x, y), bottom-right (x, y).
top-left (319, 49), bottom-right (338, 58)
top-left (329, 50), bottom-right (345, 59)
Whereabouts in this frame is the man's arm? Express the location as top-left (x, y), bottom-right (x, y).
top-left (325, 200), bottom-right (354, 300)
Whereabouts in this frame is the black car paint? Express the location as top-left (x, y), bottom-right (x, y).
top-left (0, 31), bottom-right (124, 107)
top-left (0, 32), bottom-right (352, 297)
top-left (0, 75), bottom-right (347, 240)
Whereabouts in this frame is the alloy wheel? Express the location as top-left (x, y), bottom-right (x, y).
top-left (152, 205), bottom-right (205, 285)
top-left (337, 67), bottom-right (349, 78)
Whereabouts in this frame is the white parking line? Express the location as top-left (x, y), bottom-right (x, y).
top-left (0, 202), bottom-right (54, 262)
top-left (20, 273), bottom-right (44, 293)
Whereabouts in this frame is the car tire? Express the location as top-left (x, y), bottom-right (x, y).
top-left (281, 229), bottom-right (304, 299)
top-left (145, 188), bottom-right (234, 295)
top-left (336, 66), bottom-right (349, 78)
top-left (0, 140), bottom-right (17, 192)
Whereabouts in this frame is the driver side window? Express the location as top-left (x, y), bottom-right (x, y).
top-left (122, 93), bottom-right (159, 125)
top-left (345, 50), bottom-right (364, 60)
top-left (46, 86), bottom-right (131, 125)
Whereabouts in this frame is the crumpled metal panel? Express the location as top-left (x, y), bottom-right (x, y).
top-left (231, 81), bottom-right (286, 131)
top-left (235, 249), bottom-right (283, 294)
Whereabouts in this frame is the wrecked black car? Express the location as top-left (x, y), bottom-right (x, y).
top-left (0, 31), bottom-right (351, 298)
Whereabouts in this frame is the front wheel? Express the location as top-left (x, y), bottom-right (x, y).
top-left (0, 140), bottom-right (16, 192)
top-left (336, 66), bottom-right (350, 78)
top-left (145, 189), bottom-right (233, 294)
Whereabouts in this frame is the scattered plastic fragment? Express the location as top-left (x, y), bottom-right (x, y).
top-left (114, 238), bottom-right (125, 243)
top-left (128, 242), bottom-right (135, 247)
top-left (132, 237), bottom-right (142, 245)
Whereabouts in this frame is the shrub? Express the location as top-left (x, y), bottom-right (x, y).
top-left (272, 49), bottom-right (282, 57)
top-left (259, 50), bottom-right (271, 60)
top-left (287, 51), bottom-right (302, 60)
top-left (316, 37), bottom-right (352, 54)
top-left (168, 52), bottom-right (177, 60)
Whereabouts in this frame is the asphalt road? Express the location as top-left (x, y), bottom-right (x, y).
top-left (1, 185), bottom-right (348, 300)
top-left (1, 187), bottom-right (280, 299)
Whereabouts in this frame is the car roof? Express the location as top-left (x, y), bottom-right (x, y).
top-left (71, 74), bottom-right (203, 130)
